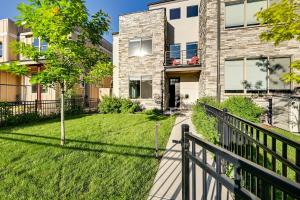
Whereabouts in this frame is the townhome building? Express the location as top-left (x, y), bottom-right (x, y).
top-left (112, 0), bottom-right (300, 110)
top-left (0, 18), bottom-right (112, 102)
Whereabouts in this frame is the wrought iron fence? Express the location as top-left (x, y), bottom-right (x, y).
top-left (199, 103), bottom-right (300, 199)
top-left (180, 124), bottom-right (300, 200)
top-left (0, 98), bottom-right (99, 126)
top-left (164, 49), bottom-right (201, 66)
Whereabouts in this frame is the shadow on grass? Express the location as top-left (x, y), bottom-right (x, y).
top-left (0, 132), bottom-right (167, 151)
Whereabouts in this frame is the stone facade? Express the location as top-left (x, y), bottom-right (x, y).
top-left (199, 0), bottom-right (300, 107)
top-left (116, 9), bottom-right (166, 109)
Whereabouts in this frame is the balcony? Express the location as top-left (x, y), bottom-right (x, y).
top-left (164, 49), bottom-right (201, 66)
top-left (164, 49), bottom-right (202, 72)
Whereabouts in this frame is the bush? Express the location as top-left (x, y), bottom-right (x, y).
top-left (197, 96), bottom-right (221, 109)
top-left (222, 96), bottom-right (264, 123)
top-left (3, 113), bottom-right (41, 126)
top-left (98, 96), bottom-right (141, 114)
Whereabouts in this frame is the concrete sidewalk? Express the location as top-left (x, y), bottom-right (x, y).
top-left (148, 112), bottom-right (232, 200)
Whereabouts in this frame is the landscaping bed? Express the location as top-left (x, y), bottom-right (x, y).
top-left (0, 113), bottom-right (175, 200)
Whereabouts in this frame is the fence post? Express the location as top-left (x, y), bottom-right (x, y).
top-left (181, 124), bottom-right (190, 200)
top-left (35, 100), bottom-right (38, 114)
top-left (155, 122), bottom-right (160, 158)
top-left (268, 98), bottom-right (273, 125)
top-left (296, 149), bottom-right (300, 183)
top-left (222, 108), bottom-right (228, 149)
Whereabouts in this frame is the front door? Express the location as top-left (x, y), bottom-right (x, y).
top-left (169, 78), bottom-right (180, 108)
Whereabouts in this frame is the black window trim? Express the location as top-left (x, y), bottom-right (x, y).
top-left (187, 5), bottom-right (199, 18)
top-left (170, 8), bottom-right (181, 20)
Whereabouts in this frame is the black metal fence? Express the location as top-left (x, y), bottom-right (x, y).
top-left (0, 98), bottom-right (100, 126)
top-left (180, 124), bottom-right (300, 200)
top-left (200, 103), bottom-right (300, 199)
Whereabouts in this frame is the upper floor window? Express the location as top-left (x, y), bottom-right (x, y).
top-left (128, 38), bottom-right (152, 57)
top-left (170, 8), bottom-right (181, 20)
top-left (32, 38), bottom-right (48, 52)
top-left (186, 42), bottom-right (198, 59)
top-left (187, 5), bottom-right (199, 18)
top-left (170, 44), bottom-right (181, 59)
top-left (224, 57), bottom-right (291, 93)
top-left (0, 42), bottom-right (3, 57)
top-left (225, 0), bottom-right (267, 28)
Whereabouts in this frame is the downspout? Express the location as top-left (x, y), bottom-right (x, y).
top-left (217, 0), bottom-right (221, 102)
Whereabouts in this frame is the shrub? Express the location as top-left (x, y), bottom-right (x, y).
top-left (196, 96), bottom-right (221, 109)
top-left (222, 96), bottom-right (264, 123)
top-left (98, 96), bottom-right (141, 114)
top-left (192, 104), bottom-right (219, 144)
top-left (3, 113), bottom-right (41, 126)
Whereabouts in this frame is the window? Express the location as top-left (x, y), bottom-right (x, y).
top-left (225, 57), bottom-right (291, 93)
top-left (246, 58), bottom-right (267, 90)
top-left (225, 0), bottom-right (268, 28)
top-left (187, 5), bottom-right (198, 18)
top-left (32, 38), bottom-right (39, 49)
top-left (170, 44), bottom-right (181, 59)
top-left (32, 38), bottom-right (48, 52)
top-left (269, 57), bottom-right (291, 90)
top-left (247, 0), bottom-right (267, 25)
top-left (128, 38), bottom-right (152, 57)
top-left (186, 42), bottom-right (198, 59)
top-left (225, 2), bottom-right (244, 28)
top-left (32, 85), bottom-right (47, 93)
top-left (129, 75), bottom-right (152, 99)
top-left (225, 60), bottom-right (244, 92)
top-left (0, 42), bottom-right (2, 57)
top-left (40, 40), bottom-right (48, 52)
top-left (170, 8), bottom-right (181, 20)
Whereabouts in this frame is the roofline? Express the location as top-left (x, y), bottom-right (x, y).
top-left (147, 0), bottom-right (177, 6)
top-left (119, 7), bottom-right (165, 17)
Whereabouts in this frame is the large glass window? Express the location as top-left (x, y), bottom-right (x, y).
top-left (186, 42), bottom-right (198, 59)
top-left (246, 58), bottom-right (267, 90)
top-left (170, 44), bottom-right (181, 59)
top-left (40, 40), bottom-right (48, 52)
top-left (128, 38), bottom-right (152, 57)
top-left (170, 8), bottom-right (181, 20)
top-left (247, 0), bottom-right (267, 25)
top-left (187, 5), bottom-right (198, 18)
top-left (225, 57), bottom-right (291, 93)
top-left (0, 42), bottom-right (3, 57)
top-left (269, 57), bottom-right (291, 90)
top-left (225, 2), bottom-right (244, 28)
top-left (225, 60), bottom-right (244, 92)
top-left (129, 75), bottom-right (152, 99)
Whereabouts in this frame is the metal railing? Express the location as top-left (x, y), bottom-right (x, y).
top-left (180, 124), bottom-right (300, 200)
top-left (164, 49), bottom-right (201, 66)
top-left (0, 98), bottom-right (99, 126)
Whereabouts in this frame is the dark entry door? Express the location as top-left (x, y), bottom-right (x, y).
top-left (169, 78), bottom-right (180, 108)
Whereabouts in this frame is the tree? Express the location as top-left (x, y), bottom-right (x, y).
top-left (256, 0), bottom-right (300, 84)
top-left (1, 0), bottom-right (111, 145)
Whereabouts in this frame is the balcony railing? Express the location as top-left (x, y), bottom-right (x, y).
top-left (164, 49), bottom-right (201, 66)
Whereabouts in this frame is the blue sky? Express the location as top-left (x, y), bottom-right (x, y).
top-left (0, 0), bottom-right (154, 43)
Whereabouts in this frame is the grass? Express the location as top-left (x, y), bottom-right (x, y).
top-left (0, 113), bottom-right (175, 200)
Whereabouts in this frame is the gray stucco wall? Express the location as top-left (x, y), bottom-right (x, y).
top-left (118, 9), bottom-right (166, 109)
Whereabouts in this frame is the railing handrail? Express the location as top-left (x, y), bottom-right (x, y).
top-left (185, 131), bottom-right (300, 199)
top-left (202, 103), bottom-right (300, 149)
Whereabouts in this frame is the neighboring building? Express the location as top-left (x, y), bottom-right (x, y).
top-left (0, 18), bottom-right (112, 102)
top-left (113, 0), bottom-right (300, 110)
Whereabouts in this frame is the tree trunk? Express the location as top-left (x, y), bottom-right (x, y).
top-left (60, 86), bottom-right (65, 146)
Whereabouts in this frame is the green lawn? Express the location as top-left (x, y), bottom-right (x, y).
top-left (0, 113), bottom-right (175, 200)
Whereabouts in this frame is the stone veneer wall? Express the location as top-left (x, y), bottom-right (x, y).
top-left (118, 9), bottom-right (166, 109)
top-left (200, 0), bottom-right (300, 107)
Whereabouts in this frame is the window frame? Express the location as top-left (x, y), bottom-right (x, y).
top-left (186, 42), bottom-right (198, 59)
top-left (225, 0), bottom-right (271, 29)
top-left (128, 38), bottom-right (153, 57)
top-left (170, 8), bottom-right (181, 20)
top-left (187, 5), bottom-right (199, 18)
top-left (129, 75), bottom-right (153, 100)
top-left (169, 43), bottom-right (181, 59)
top-left (224, 56), bottom-right (292, 94)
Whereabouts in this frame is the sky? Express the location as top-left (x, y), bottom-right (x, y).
top-left (0, 0), bottom-right (155, 43)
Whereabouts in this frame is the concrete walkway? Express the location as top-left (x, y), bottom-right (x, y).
top-left (148, 112), bottom-right (232, 200)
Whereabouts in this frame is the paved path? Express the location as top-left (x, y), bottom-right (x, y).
top-left (148, 112), bottom-right (232, 200)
